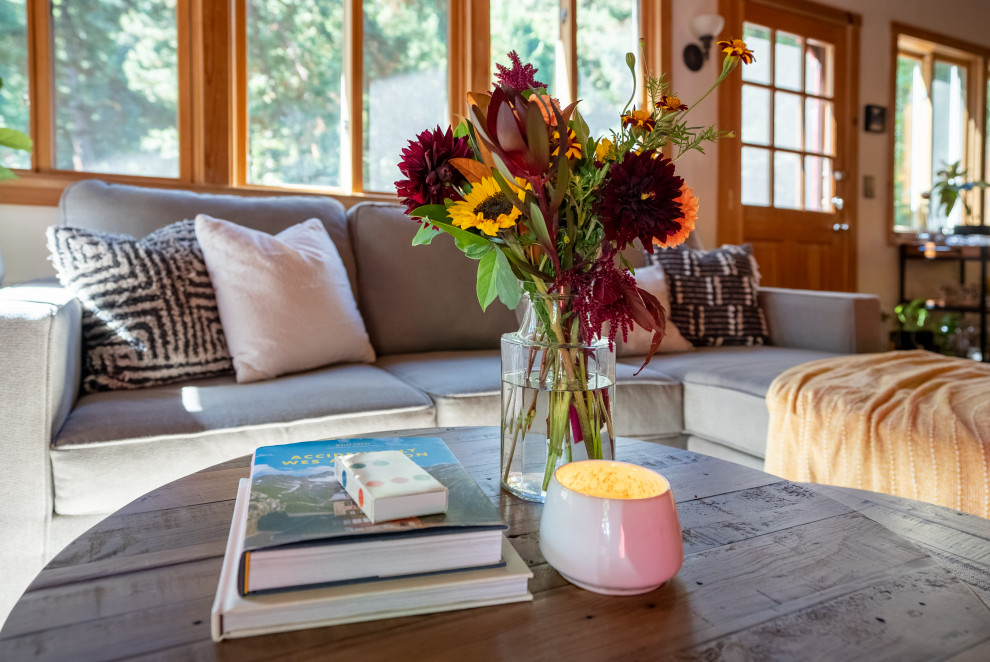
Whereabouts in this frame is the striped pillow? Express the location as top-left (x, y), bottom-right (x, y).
top-left (650, 244), bottom-right (769, 347)
top-left (48, 220), bottom-right (234, 392)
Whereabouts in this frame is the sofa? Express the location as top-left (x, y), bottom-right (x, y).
top-left (0, 179), bottom-right (884, 623)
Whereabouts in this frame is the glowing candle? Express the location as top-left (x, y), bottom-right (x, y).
top-left (555, 461), bottom-right (668, 499)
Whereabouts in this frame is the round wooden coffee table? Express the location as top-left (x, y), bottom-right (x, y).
top-left (2, 427), bottom-right (989, 660)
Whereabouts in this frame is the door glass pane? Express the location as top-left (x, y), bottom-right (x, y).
top-left (805, 39), bottom-right (833, 98)
top-left (774, 31), bottom-right (803, 92)
top-left (577, 0), bottom-right (637, 139)
top-left (0, 0), bottom-right (30, 171)
top-left (741, 146), bottom-right (770, 206)
top-left (774, 91), bottom-right (802, 150)
top-left (804, 98), bottom-right (834, 155)
top-left (491, 0), bottom-right (558, 97)
top-left (893, 54), bottom-right (930, 231)
top-left (51, 0), bottom-right (178, 176)
top-left (741, 23), bottom-right (771, 85)
top-left (805, 155), bottom-right (832, 211)
top-left (774, 151), bottom-right (801, 209)
top-left (364, 0), bottom-right (449, 192)
top-left (246, 1), bottom-right (343, 187)
top-left (741, 85), bottom-right (770, 145)
top-left (931, 58), bottom-right (967, 227)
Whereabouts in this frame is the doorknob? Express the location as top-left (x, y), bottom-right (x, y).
top-left (830, 196), bottom-right (844, 210)
top-left (832, 223), bottom-right (849, 232)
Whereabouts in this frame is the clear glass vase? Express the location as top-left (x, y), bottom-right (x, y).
top-left (500, 292), bottom-right (616, 502)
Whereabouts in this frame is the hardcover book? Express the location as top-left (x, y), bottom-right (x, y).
top-left (212, 479), bottom-right (532, 642)
top-left (335, 450), bottom-right (449, 523)
top-left (240, 436), bottom-right (506, 595)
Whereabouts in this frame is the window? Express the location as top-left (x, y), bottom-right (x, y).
top-left (0, 0), bottom-right (667, 204)
top-left (892, 26), bottom-right (990, 235)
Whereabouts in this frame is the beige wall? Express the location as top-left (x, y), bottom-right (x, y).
top-left (4, 0), bottom-right (990, 314)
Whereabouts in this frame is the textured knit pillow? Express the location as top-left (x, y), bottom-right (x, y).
top-left (47, 221), bottom-right (234, 392)
top-left (195, 214), bottom-right (376, 383)
top-left (651, 244), bottom-right (769, 347)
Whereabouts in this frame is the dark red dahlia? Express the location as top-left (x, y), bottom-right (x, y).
top-left (493, 51), bottom-right (547, 93)
top-left (395, 126), bottom-right (472, 215)
top-left (597, 149), bottom-right (684, 253)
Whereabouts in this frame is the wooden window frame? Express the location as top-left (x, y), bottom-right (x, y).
top-left (888, 22), bottom-right (990, 244)
top-left (1, 0), bottom-right (671, 207)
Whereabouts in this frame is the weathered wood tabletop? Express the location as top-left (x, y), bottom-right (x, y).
top-left (2, 427), bottom-right (989, 661)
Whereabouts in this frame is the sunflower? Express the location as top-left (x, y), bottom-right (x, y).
top-left (717, 39), bottom-right (755, 64)
top-left (597, 149), bottom-right (684, 252)
top-left (448, 177), bottom-right (523, 236)
top-left (621, 108), bottom-right (656, 132)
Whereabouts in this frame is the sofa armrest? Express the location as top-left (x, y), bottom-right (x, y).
top-left (759, 287), bottom-right (884, 354)
top-left (0, 283), bottom-right (82, 561)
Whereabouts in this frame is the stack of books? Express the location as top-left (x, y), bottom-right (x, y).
top-left (210, 436), bottom-right (532, 641)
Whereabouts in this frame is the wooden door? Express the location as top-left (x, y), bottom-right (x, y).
top-left (718, 0), bottom-right (860, 291)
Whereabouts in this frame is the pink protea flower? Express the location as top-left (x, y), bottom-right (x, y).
top-left (598, 149), bottom-right (684, 253)
top-left (395, 126), bottom-right (473, 215)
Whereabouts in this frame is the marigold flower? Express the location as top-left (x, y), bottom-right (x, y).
top-left (621, 108), bottom-right (656, 132)
top-left (598, 149), bottom-right (684, 252)
top-left (447, 177), bottom-right (524, 236)
top-left (395, 126), bottom-right (472, 215)
top-left (717, 39), bottom-right (755, 65)
top-left (533, 95), bottom-right (562, 125)
top-left (656, 95), bottom-right (688, 113)
top-left (551, 126), bottom-right (581, 160)
top-left (594, 138), bottom-right (616, 165)
top-left (653, 184), bottom-right (697, 249)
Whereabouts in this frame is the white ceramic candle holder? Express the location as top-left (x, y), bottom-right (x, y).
top-left (539, 459), bottom-right (683, 595)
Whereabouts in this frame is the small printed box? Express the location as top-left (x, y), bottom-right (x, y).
top-left (335, 450), bottom-right (449, 523)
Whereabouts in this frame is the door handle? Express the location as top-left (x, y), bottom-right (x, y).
top-left (831, 196), bottom-right (844, 210)
top-left (832, 223), bottom-right (849, 232)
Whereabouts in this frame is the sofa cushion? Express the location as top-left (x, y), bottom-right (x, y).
top-left (617, 263), bottom-right (694, 356)
top-left (195, 215), bottom-right (375, 382)
top-left (348, 202), bottom-right (518, 355)
top-left (625, 346), bottom-right (837, 458)
top-left (47, 221), bottom-right (234, 392)
top-left (651, 244), bottom-right (769, 347)
top-left (59, 179), bottom-right (356, 292)
top-left (50, 364), bottom-right (436, 515)
top-left (377, 350), bottom-right (683, 438)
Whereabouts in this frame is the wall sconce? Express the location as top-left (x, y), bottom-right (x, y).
top-left (683, 14), bottom-right (725, 71)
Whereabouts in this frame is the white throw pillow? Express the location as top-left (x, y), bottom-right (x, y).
top-left (617, 263), bottom-right (694, 357)
top-left (195, 214), bottom-right (375, 383)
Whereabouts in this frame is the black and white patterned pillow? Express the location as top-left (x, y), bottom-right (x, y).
top-left (650, 244), bottom-right (769, 347)
top-left (48, 220), bottom-right (234, 392)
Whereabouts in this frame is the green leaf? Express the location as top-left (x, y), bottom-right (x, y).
top-left (493, 248), bottom-right (523, 309)
top-left (462, 241), bottom-right (491, 259)
top-left (0, 128), bottom-right (32, 152)
top-left (528, 202), bottom-right (552, 246)
top-left (411, 223), bottom-right (442, 246)
top-left (476, 247), bottom-right (522, 311)
top-left (453, 119), bottom-right (470, 138)
top-left (410, 203), bottom-right (449, 225)
top-left (476, 249), bottom-right (500, 310)
top-left (0, 165), bottom-right (16, 181)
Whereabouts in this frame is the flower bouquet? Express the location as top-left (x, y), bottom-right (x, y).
top-left (396, 40), bottom-right (753, 500)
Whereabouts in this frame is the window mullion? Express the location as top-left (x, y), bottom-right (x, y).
top-left (345, 0), bottom-right (363, 193)
top-left (26, 0), bottom-right (53, 172)
top-left (559, 0), bottom-right (577, 105)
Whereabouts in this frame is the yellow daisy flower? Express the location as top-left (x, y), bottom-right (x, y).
top-left (448, 177), bottom-right (523, 236)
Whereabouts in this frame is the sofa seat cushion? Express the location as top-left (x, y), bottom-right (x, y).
top-left (624, 346), bottom-right (837, 458)
top-left (377, 350), bottom-right (683, 438)
top-left (50, 364), bottom-right (435, 516)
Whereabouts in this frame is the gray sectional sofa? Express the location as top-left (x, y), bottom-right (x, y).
top-left (0, 180), bottom-right (884, 623)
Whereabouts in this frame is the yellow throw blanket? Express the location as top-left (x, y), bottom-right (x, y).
top-left (766, 350), bottom-right (990, 518)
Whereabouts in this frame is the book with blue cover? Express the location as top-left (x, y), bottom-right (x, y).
top-left (240, 436), bottom-right (507, 595)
